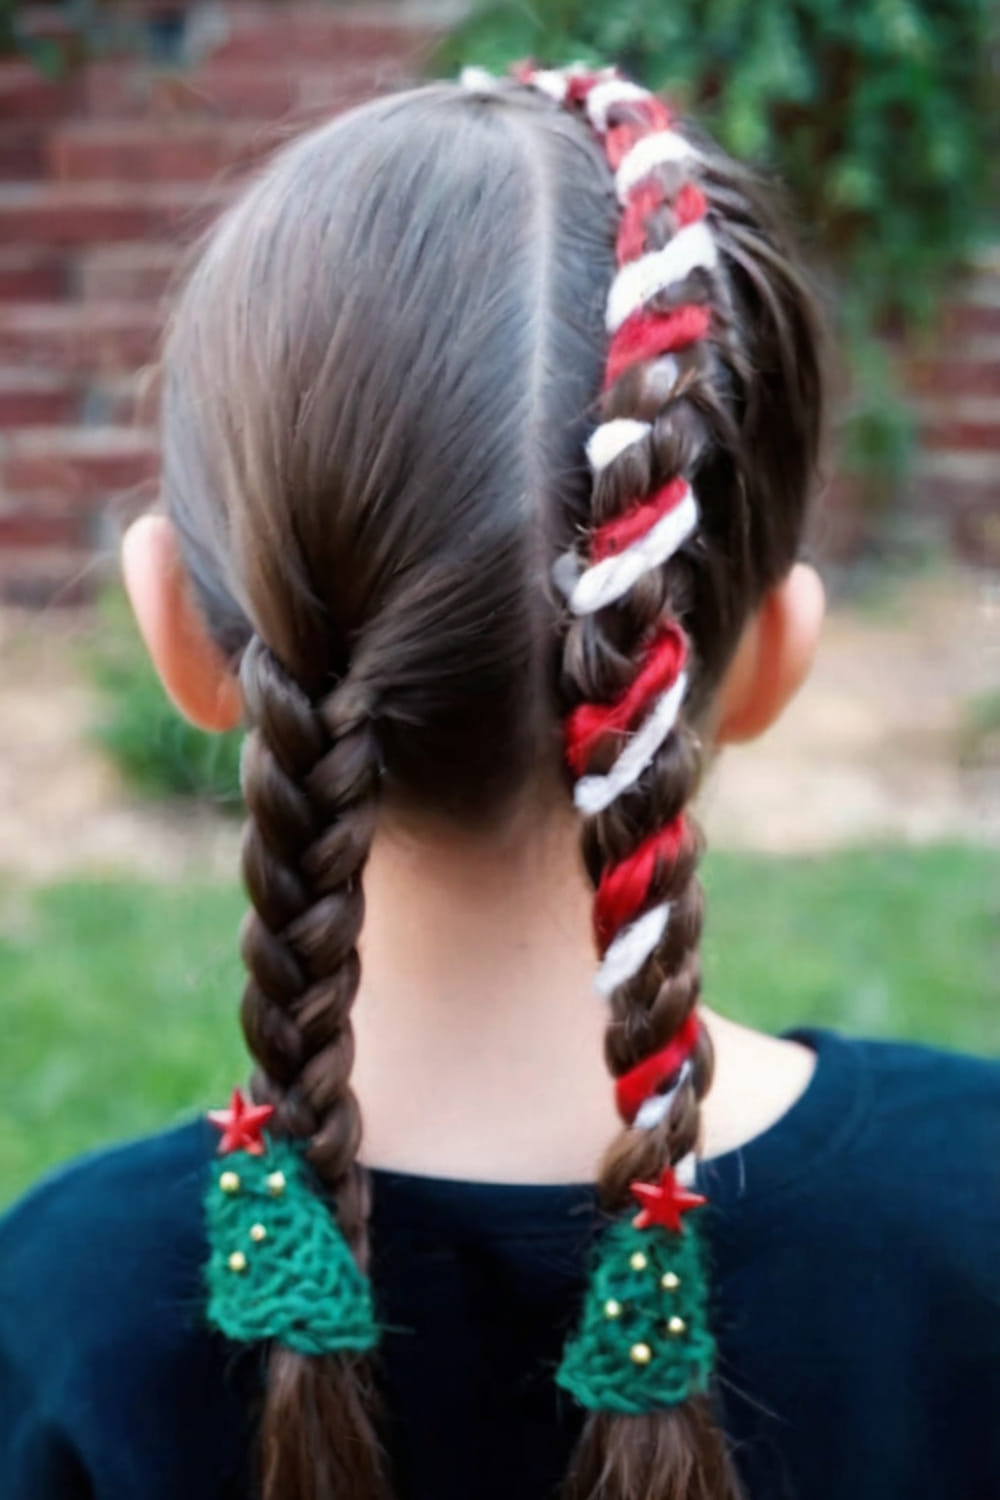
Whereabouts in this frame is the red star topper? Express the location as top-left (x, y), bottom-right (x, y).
top-left (630, 1166), bottom-right (706, 1233)
top-left (208, 1088), bottom-right (275, 1156)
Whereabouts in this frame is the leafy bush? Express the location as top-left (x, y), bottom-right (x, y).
top-left (87, 585), bottom-right (243, 808)
top-left (439, 0), bottom-right (998, 505)
top-left (442, 0), bottom-right (995, 327)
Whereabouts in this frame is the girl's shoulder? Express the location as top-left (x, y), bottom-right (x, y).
top-left (0, 1117), bottom-right (222, 1402)
top-left (0, 1118), bottom-right (257, 1499)
top-left (0, 1116), bottom-right (215, 1300)
top-left (706, 1026), bottom-right (1000, 1277)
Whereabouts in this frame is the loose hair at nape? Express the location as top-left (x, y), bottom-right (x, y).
top-left (159, 67), bottom-right (825, 1500)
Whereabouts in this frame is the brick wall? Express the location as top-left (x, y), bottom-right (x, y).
top-left (0, 7), bottom-right (996, 603)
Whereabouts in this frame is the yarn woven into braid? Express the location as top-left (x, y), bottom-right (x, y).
top-left (512, 61), bottom-right (744, 1500)
top-left (515, 56), bottom-right (716, 1253)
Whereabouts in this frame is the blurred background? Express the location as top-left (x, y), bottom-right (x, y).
top-left (0, 0), bottom-right (996, 1207)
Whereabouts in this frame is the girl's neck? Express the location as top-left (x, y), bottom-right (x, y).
top-left (352, 807), bottom-right (815, 1184)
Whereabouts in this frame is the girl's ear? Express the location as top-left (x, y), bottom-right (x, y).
top-left (120, 514), bottom-right (243, 733)
top-left (715, 562), bottom-right (825, 745)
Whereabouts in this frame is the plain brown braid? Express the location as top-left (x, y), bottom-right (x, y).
top-left (558, 107), bottom-right (747, 1500)
top-left (237, 634), bottom-right (392, 1500)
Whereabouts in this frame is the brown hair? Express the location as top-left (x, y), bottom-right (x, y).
top-left (161, 75), bottom-right (824, 1500)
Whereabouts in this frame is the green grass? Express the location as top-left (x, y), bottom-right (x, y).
top-left (1, 845), bottom-right (997, 1209)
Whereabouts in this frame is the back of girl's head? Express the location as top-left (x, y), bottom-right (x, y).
top-left (161, 74), bottom-right (825, 1500)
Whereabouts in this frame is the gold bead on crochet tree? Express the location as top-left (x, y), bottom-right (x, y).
top-left (630, 1342), bottom-right (653, 1365)
top-left (219, 1171), bottom-right (241, 1195)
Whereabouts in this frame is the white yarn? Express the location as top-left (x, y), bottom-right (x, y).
top-left (570, 485), bottom-right (699, 614)
top-left (585, 79), bottom-right (649, 132)
top-left (606, 222), bottom-right (718, 333)
top-left (574, 670), bottom-right (688, 816)
top-left (594, 902), bottom-right (670, 997)
top-left (675, 1151), bottom-right (698, 1188)
top-left (633, 1059), bottom-right (693, 1131)
top-left (615, 130), bottom-right (699, 202)
top-left (529, 68), bottom-right (570, 103)
top-left (459, 66), bottom-right (500, 92)
top-left (586, 418), bottom-right (652, 473)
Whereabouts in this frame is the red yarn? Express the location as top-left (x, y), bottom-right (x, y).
top-left (565, 626), bottom-right (687, 777)
top-left (565, 71), bottom-right (605, 105)
top-left (636, 95), bottom-right (673, 133)
top-left (593, 814), bottom-right (687, 953)
top-left (604, 121), bottom-right (647, 171)
top-left (591, 476), bottom-right (689, 563)
top-left (604, 305), bottom-right (711, 389)
top-left (617, 182), bottom-right (707, 267)
top-left (605, 98), bottom-right (672, 168)
top-left (616, 1011), bottom-right (701, 1125)
top-left (617, 180), bottom-right (667, 265)
top-left (510, 62), bottom-right (712, 1162)
top-left (674, 181), bottom-right (707, 228)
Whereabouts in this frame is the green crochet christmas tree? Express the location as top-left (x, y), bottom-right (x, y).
top-left (204, 1090), bottom-right (378, 1357)
top-left (557, 1167), bottom-right (715, 1414)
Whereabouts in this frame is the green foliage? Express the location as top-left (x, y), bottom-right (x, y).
top-left (702, 844), bottom-right (1000, 1047)
top-left (441, 0), bottom-right (995, 327)
top-left (439, 0), bottom-right (998, 497)
top-left (0, 0), bottom-right (185, 69)
top-left (1, 845), bottom-right (996, 1207)
top-left (0, 0), bottom-right (17, 58)
top-left (86, 585), bottom-right (243, 809)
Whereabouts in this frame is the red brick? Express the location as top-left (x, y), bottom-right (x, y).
top-left (0, 249), bottom-right (68, 302)
top-left (0, 371), bottom-right (81, 426)
top-left (944, 302), bottom-right (1000, 340)
top-left (186, 62), bottom-right (370, 119)
top-left (78, 58), bottom-right (376, 121)
top-left (77, 243), bottom-right (183, 303)
top-left (0, 509), bottom-right (88, 548)
top-left (0, 427), bottom-right (159, 504)
top-left (0, 304), bottom-right (163, 375)
top-left (0, 124), bottom-right (45, 179)
top-left (0, 61), bottom-right (79, 121)
top-left (908, 359), bottom-right (1000, 400)
top-left (47, 120), bottom-right (284, 183)
top-left (921, 420), bottom-right (1000, 453)
top-left (0, 183), bottom-right (231, 248)
top-left (205, 10), bottom-right (438, 67)
top-left (0, 546), bottom-right (101, 606)
top-left (99, 374), bottom-right (149, 424)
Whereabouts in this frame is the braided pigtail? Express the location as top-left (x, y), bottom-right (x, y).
top-left (235, 635), bottom-right (391, 1500)
top-left (170, 66), bottom-right (823, 1500)
top-left (513, 66), bottom-right (745, 1499)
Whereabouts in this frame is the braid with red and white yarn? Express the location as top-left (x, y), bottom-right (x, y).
top-left (515, 63), bottom-right (714, 1155)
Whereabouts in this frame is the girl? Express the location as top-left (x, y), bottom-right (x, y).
top-left (1, 65), bottom-right (998, 1500)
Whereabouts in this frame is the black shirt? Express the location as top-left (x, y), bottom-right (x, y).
top-left (2, 1029), bottom-right (999, 1500)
